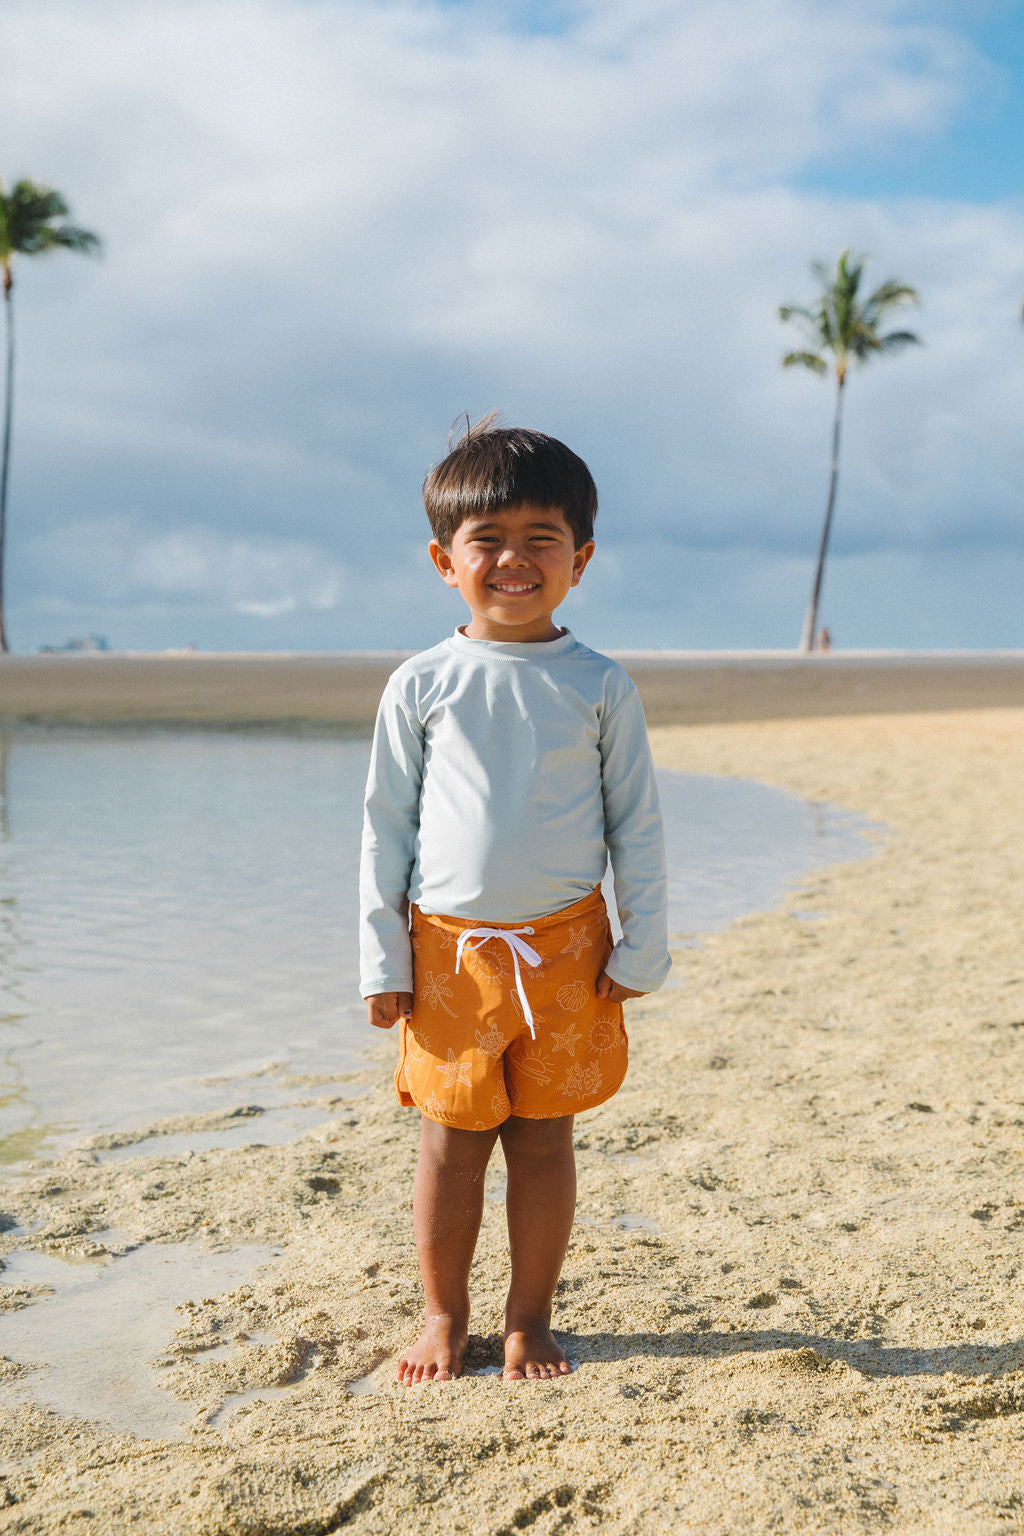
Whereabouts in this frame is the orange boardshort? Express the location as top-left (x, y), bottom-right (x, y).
top-left (397, 885), bottom-right (628, 1131)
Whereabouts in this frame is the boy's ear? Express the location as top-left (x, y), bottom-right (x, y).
top-left (428, 540), bottom-right (460, 587)
top-left (571, 540), bottom-right (596, 586)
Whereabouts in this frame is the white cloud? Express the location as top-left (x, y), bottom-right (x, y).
top-left (26, 518), bottom-right (346, 615)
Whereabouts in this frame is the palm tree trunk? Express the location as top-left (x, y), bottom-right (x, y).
top-left (0, 279), bottom-right (13, 654)
top-left (800, 371), bottom-right (845, 653)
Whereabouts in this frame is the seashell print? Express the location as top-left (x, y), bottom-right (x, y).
top-left (556, 980), bottom-right (590, 1014)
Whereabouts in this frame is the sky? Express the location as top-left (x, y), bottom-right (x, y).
top-left (1, 0), bottom-right (1022, 653)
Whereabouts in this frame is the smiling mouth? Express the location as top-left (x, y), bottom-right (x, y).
top-left (489, 581), bottom-right (540, 594)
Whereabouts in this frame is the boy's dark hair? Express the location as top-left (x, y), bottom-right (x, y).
top-left (423, 412), bottom-right (598, 550)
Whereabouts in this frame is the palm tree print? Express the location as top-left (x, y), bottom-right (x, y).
top-left (420, 970), bottom-right (458, 1017)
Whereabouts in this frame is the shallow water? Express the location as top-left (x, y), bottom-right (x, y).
top-left (0, 727), bottom-right (874, 1165)
top-left (0, 1240), bottom-right (276, 1438)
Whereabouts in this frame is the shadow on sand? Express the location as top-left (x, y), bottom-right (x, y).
top-left (563, 1328), bottom-right (1024, 1380)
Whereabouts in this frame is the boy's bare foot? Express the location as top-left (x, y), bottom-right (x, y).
top-left (502, 1319), bottom-right (572, 1381)
top-left (396, 1314), bottom-right (468, 1386)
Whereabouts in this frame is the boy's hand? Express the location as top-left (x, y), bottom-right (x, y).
top-left (367, 992), bottom-right (413, 1030)
top-left (596, 971), bottom-right (646, 1004)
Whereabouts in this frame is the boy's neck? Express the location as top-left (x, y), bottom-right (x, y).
top-left (461, 617), bottom-right (565, 644)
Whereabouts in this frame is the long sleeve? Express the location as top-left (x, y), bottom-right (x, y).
top-left (599, 685), bottom-right (671, 993)
top-left (358, 681), bottom-right (425, 997)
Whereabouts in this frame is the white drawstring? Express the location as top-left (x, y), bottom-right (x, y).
top-left (454, 925), bottom-right (543, 1039)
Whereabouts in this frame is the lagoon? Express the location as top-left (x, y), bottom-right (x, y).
top-left (0, 726), bottom-right (873, 1166)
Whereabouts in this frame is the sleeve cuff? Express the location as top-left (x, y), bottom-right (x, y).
top-left (360, 977), bottom-right (413, 1000)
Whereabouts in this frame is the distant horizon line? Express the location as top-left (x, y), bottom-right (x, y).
top-left (12, 646), bottom-right (1023, 662)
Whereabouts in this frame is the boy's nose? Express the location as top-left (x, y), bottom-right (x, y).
top-left (496, 544), bottom-right (530, 566)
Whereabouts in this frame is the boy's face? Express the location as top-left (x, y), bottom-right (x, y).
top-left (429, 502), bottom-right (595, 643)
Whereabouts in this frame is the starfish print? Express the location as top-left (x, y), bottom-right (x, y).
top-left (420, 970), bottom-right (458, 1016)
top-left (550, 1023), bottom-right (582, 1058)
top-left (438, 1048), bottom-right (473, 1090)
top-left (560, 924), bottom-right (592, 962)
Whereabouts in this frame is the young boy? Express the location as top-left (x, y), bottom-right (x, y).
top-left (359, 418), bottom-right (670, 1385)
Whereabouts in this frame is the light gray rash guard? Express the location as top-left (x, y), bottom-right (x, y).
top-left (359, 628), bottom-right (671, 999)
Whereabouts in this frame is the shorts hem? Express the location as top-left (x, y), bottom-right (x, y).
top-left (395, 1081), bottom-right (625, 1129)
top-left (405, 1098), bottom-right (508, 1132)
top-left (507, 1077), bottom-right (626, 1120)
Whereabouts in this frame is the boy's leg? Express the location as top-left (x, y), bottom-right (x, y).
top-left (499, 1113), bottom-right (576, 1381)
top-left (399, 1115), bottom-right (501, 1386)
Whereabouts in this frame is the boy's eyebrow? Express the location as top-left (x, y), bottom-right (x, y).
top-left (462, 516), bottom-right (569, 534)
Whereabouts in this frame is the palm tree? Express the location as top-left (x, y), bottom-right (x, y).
top-left (0, 181), bottom-right (100, 652)
top-left (780, 249), bottom-right (920, 653)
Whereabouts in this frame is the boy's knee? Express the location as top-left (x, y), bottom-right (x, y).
top-left (500, 1114), bottom-right (574, 1162)
top-left (419, 1116), bottom-right (498, 1166)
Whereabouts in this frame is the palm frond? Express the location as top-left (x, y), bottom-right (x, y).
top-left (33, 225), bottom-right (101, 256)
top-left (0, 180), bottom-right (100, 261)
top-left (782, 350), bottom-right (828, 374)
top-left (877, 329), bottom-right (920, 353)
top-left (865, 279), bottom-right (918, 310)
top-left (779, 248), bottom-right (920, 375)
top-left (778, 303), bottom-right (816, 324)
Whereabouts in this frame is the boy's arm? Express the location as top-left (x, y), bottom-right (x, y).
top-left (599, 683), bottom-right (672, 995)
top-left (359, 681), bottom-right (424, 1007)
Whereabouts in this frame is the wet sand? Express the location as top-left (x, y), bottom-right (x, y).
top-left (1, 650), bottom-right (1023, 726)
top-left (2, 706), bottom-right (1024, 1533)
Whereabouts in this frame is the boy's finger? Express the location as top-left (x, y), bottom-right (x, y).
top-left (595, 971), bottom-right (611, 999)
top-left (397, 992), bottom-right (413, 1019)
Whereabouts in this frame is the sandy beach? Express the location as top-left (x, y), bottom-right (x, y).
top-left (2, 700), bottom-right (1024, 1533)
